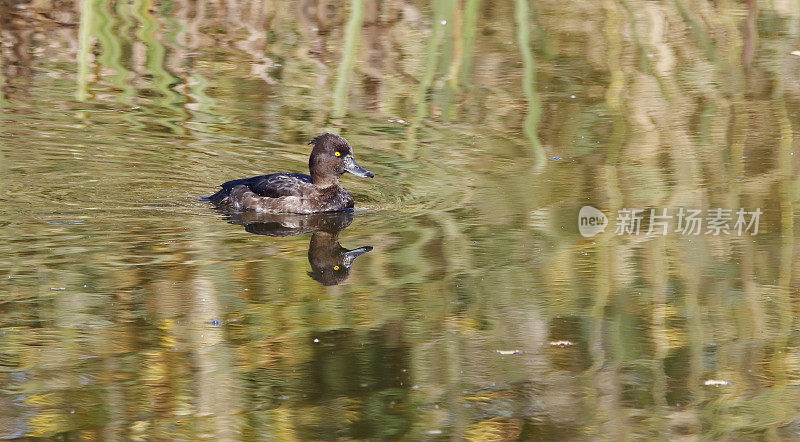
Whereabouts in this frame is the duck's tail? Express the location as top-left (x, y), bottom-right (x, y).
top-left (203, 188), bottom-right (230, 205)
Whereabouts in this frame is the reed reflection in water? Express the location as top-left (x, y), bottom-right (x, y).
top-left (0, 0), bottom-right (798, 439)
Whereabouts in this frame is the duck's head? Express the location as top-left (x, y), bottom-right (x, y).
top-left (308, 133), bottom-right (373, 185)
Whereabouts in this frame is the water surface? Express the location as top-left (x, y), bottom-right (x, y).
top-left (1, 0), bottom-right (799, 439)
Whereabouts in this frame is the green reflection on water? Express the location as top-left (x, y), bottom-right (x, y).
top-left (332, 0), bottom-right (364, 119)
top-left (0, 0), bottom-right (799, 439)
top-left (76, 0), bottom-right (97, 102)
top-left (515, 0), bottom-right (545, 165)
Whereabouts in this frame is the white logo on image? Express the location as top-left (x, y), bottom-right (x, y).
top-left (578, 206), bottom-right (608, 238)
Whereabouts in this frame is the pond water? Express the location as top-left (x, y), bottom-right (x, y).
top-left (1, 0), bottom-right (799, 439)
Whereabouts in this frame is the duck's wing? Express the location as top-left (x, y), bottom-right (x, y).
top-left (220, 173), bottom-right (313, 198)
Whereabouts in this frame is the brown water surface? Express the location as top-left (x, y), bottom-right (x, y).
top-left (1, 0), bottom-right (799, 439)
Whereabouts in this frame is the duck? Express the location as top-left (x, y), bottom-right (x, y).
top-left (207, 133), bottom-right (374, 214)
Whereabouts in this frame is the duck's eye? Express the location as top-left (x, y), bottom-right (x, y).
top-left (334, 151), bottom-right (341, 157)
top-left (333, 265), bottom-right (340, 270)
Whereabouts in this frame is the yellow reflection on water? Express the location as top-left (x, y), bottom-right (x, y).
top-left (0, 0), bottom-right (798, 439)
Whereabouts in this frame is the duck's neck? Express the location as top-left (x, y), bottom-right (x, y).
top-left (309, 231), bottom-right (340, 250)
top-left (311, 171), bottom-right (340, 188)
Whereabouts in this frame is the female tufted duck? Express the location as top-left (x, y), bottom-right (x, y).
top-left (207, 133), bottom-right (373, 214)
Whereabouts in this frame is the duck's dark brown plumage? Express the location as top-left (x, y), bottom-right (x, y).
top-left (214, 173), bottom-right (312, 198)
top-left (207, 133), bottom-right (373, 214)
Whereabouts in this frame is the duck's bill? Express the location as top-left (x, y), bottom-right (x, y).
top-left (342, 246), bottom-right (373, 267)
top-left (344, 156), bottom-right (374, 178)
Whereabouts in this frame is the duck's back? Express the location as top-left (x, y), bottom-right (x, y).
top-left (209, 173), bottom-right (313, 204)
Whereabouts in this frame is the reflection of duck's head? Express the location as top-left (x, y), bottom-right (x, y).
top-left (223, 210), bottom-right (372, 285)
top-left (307, 231), bottom-right (372, 286)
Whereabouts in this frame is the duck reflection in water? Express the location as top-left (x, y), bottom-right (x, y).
top-left (225, 210), bottom-right (372, 286)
